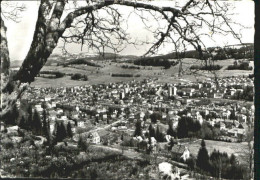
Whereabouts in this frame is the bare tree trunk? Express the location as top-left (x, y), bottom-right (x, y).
top-left (0, 0), bottom-right (252, 122)
top-left (0, 19), bottom-right (10, 77)
top-left (1, 1), bottom-right (67, 118)
top-left (0, 0), bottom-right (57, 118)
top-left (1, 9), bottom-right (11, 113)
top-left (14, 0), bottom-right (66, 83)
top-left (0, 0), bottom-right (10, 93)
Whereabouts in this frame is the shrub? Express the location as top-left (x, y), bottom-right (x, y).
top-left (2, 139), bottom-right (14, 149)
top-left (190, 64), bottom-right (222, 71)
top-left (248, 74), bottom-right (254, 78)
top-left (64, 58), bottom-right (101, 67)
top-left (71, 73), bottom-right (88, 81)
top-left (186, 157), bottom-right (196, 170)
top-left (121, 65), bottom-right (140, 69)
top-left (111, 74), bottom-right (134, 77)
top-left (209, 150), bottom-right (247, 179)
top-left (71, 73), bottom-right (81, 80)
top-left (40, 71), bottom-right (65, 78)
top-left (231, 86), bottom-right (253, 101)
top-left (134, 58), bottom-right (172, 69)
top-left (227, 61), bottom-right (252, 70)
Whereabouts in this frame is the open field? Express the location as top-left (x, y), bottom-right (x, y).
top-left (30, 58), bottom-right (253, 88)
top-left (31, 75), bottom-right (146, 88)
top-left (186, 140), bottom-right (250, 166)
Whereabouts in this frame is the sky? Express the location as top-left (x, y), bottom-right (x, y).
top-left (2, 0), bottom-right (255, 61)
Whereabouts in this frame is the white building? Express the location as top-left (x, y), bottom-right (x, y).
top-left (87, 132), bottom-right (100, 144)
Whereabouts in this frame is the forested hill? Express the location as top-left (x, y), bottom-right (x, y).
top-left (130, 43), bottom-right (254, 63)
top-left (10, 43), bottom-right (253, 67)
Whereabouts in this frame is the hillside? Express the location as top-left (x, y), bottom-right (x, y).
top-left (30, 58), bottom-right (254, 88)
top-left (43, 53), bottom-right (139, 66)
top-left (131, 43), bottom-right (254, 64)
top-left (10, 43), bottom-right (253, 68)
top-left (10, 60), bottom-right (23, 68)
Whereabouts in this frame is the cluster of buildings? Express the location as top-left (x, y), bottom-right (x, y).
top-left (20, 76), bottom-right (254, 159)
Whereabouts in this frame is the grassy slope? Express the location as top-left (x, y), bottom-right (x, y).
top-left (31, 58), bottom-right (253, 88)
top-left (186, 140), bottom-right (249, 165)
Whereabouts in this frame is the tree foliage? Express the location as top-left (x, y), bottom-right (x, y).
top-left (55, 122), bottom-right (67, 142)
top-left (196, 139), bottom-right (210, 172)
top-left (150, 112), bottom-right (162, 123)
top-left (134, 120), bottom-right (142, 137)
top-left (209, 149), bottom-right (246, 179)
top-left (177, 116), bottom-right (201, 138)
top-left (231, 86), bottom-right (254, 101)
top-left (78, 135), bottom-right (88, 152)
top-left (32, 109), bottom-right (42, 136)
top-left (190, 64), bottom-right (222, 71)
top-left (42, 109), bottom-right (50, 143)
top-left (227, 61), bottom-right (253, 70)
top-left (67, 122), bottom-right (73, 138)
top-left (134, 58), bottom-right (172, 69)
top-left (148, 124), bottom-right (156, 138)
top-left (71, 73), bottom-right (88, 81)
top-left (19, 116), bottom-right (26, 129)
top-left (4, 103), bottom-right (19, 125)
top-left (155, 126), bottom-right (164, 142)
top-left (167, 120), bottom-right (176, 137)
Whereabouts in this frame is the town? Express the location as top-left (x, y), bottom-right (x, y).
top-left (0, 0), bottom-right (256, 179)
top-left (1, 74), bottom-right (254, 179)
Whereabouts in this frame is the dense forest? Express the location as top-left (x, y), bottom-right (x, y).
top-left (134, 58), bottom-right (177, 69)
top-left (130, 44), bottom-right (253, 62)
top-left (61, 58), bottom-right (101, 67)
top-left (174, 44), bottom-right (253, 60)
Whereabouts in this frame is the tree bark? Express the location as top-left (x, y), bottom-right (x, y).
top-left (14, 0), bottom-right (181, 83)
top-left (1, 0), bottom-right (252, 121)
top-left (1, 7), bottom-right (11, 111)
top-left (14, 0), bottom-right (66, 82)
top-left (0, 18), bottom-right (9, 76)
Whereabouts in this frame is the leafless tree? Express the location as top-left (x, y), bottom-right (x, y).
top-left (0, 0), bottom-right (246, 119)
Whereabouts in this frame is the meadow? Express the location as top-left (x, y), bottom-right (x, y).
top-left (30, 58), bottom-right (254, 88)
top-left (186, 139), bottom-right (250, 166)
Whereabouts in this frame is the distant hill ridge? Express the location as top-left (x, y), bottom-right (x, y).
top-left (11, 43), bottom-right (253, 67)
top-left (132, 43), bottom-right (254, 63)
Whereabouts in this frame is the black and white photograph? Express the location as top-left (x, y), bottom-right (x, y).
top-left (0, 0), bottom-right (257, 179)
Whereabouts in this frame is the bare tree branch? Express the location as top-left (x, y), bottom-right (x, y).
top-left (0, 0), bottom-right (247, 119)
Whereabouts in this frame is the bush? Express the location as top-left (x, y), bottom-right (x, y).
top-left (186, 157), bottom-right (196, 170)
top-left (121, 65), bottom-right (140, 69)
top-left (227, 61), bottom-right (252, 70)
top-left (134, 58), bottom-right (172, 69)
top-left (111, 74), bottom-right (133, 77)
top-left (174, 45), bottom-right (253, 60)
top-left (71, 73), bottom-right (88, 81)
top-left (40, 71), bottom-right (65, 78)
top-left (208, 150), bottom-right (247, 179)
top-left (190, 64), bottom-right (222, 71)
top-left (2, 139), bottom-right (14, 149)
top-left (71, 73), bottom-right (81, 80)
top-left (64, 58), bottom-right (101, 67)
top-left (177, 116), bottom-right (201, 138)
top-left (231, 86), bottom-right (253, 101)
top-left (248, 74), bottom-right (254, 78)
